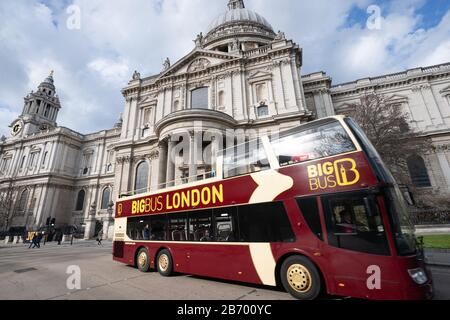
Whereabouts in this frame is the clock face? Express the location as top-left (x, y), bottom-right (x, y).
top-left (11, 121), bottom-right (23, 136)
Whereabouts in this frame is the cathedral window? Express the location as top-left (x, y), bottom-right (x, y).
top-left (82, 152), bottom-right (93, 175)
top-left (191, 87), bottom-right (209, 109)
top-left (29, 152), bottom-right (40, 169)
top-left (17, 189), bottom-right (29, 212)
top-left (407, 155), bottom-right (431, 187)
top-left (101, 187), bottom-right (111, 209)
top-left (20, 156), bottom-right (26, 170)
top-left (257, 104), bottom-right (269, 118)
top-left (142, 108), bottom-right (151, 125)
top-left (255, 82), bottom-right (268, 103)
top-left (44, 105), bottom-right (50, 117)
top-left (135, 161), bottom-right (149, 193)
top-left (41, 152), bottom-right (48, 167)
top-left (75, 190), bottom-right (85, 211)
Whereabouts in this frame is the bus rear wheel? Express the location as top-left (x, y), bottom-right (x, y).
top-left (280, 256), bottom-right (322, 300)
top-left (156, 249), bottom-right (173, 277)
top-left (136, 248), bottom-right (150, 273)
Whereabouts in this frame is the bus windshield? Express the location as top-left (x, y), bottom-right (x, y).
top-left (344, 117), bottom-right (417, 256)
top-left (271, 120), bottom-right (356, 167)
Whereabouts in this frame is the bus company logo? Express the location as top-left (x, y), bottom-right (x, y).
top-left (131, 184), bottom-right (224, 215)
top-left (307, 158), bottom-right (361, 191)
top-left (117, 203), bottom-right (123, 216)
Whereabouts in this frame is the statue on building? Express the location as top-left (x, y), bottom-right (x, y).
top-left (114, 113), bottom-right (123, 129)
top-left (132, 70), bottom-right (141, 80)
top-left (0, 135), bottom-right (6, 142)
top-left (163, 57), bottom-right (171, 71)
top-left (230, 38), bottom-right (240, 52)
top-left (194, 32), bottom-right (204, 48)
top-left (275, 30), bottom-right (286, 41)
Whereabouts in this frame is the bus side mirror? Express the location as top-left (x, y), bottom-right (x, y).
top-left (364, 196), bottom-right (377, 217)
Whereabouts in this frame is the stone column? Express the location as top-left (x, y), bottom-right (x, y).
top-left (83, 202), bottom-right (97, 240)
top-left (188, 131), bottom-right (198, 182)
top-left (211, 135), bottom-right (220, 177)
top-left (158, 140), bottom-right (168, 189)
top-left (166, 136), bottom-right (176, 187)
top-left (103, 202), bottom-right (115, 240)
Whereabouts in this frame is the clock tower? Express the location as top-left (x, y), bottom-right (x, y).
top-left (9, 71), bottom-right (61, 138)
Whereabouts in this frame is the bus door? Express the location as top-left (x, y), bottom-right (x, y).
top-left (320, 191), bottom-right (401, 299)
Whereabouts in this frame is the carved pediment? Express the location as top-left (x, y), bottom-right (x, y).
top-left (139, 95), bottom-right (158, 106)
top-left (159, 49), bottom-right (239, 78)
top-left (248, 70), bottom-right (272, 83)
top-left (188, 58), bottom-right (211, 73)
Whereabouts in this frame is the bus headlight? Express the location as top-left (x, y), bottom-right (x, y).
top-left (408, 268), bottom-right (428, 285)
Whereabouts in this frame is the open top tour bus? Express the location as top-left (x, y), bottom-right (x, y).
top-left (112, 115), bottom-right (433, 300)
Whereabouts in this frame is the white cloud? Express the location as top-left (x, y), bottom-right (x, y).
top-left (0, 0), bottom-right (449, 138)
top-left (88, 58), bottom-right (130, 86)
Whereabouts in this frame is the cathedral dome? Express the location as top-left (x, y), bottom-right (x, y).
top-left (207, 8), bottom-right (273, 34)
top-left (203, 0), bottom-right (276, 50)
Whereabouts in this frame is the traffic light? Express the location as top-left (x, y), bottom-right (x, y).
top-left (50, 218), bottom-right (56, 226)
top-left (46, 217), bottom-right (50, 226)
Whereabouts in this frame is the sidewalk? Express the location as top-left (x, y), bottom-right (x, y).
top-left (425, 249), bottom-right (450, 267)
top-left (0, 239), bottom-right (112, 249)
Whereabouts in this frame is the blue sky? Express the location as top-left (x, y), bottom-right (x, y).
top-left (0, 0), bottom-right (449, 137)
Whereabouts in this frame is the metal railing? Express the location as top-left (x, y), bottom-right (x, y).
top-left (119, 170), bottom-right (217, 198)
top-left (410, 208), bottom-right (450, 226)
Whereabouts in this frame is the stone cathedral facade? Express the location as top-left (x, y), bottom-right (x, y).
top-left (1, 0), bottom-right (450, 239)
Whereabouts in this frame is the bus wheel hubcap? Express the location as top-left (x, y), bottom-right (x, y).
top-left (159, 254), bottom-right (169, 272)
top-left (287, 264), bottom-right (312, 293)
top-left (138, 252), bottom-right (147, 268)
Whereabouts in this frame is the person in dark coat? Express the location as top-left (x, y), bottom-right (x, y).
top-left (57, 231), bottom-right (63, 245)
top-left (29, 233), bottom-right (38, 249)
top-left (36, 232), bottom-right (43, 248)
top-left (96, 228), bottom-right (103, 246)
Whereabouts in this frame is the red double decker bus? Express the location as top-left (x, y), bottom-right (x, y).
top-left (112, 116), bottom-right (433, 300)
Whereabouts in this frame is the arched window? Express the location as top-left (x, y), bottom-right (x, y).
top-left (75, 190), bottom-right (85, 211)
top-left (407, 155), bottom-right (431, 187)
top-left (17, 189), bottom-right (29, 211)
top-left (255, 82), bottom-right (268, 103)
top-left (42, 152), bottom-right (48, 166)
top-left (135, 162), bottom-right (149, 193)
top-left (191, 87), bottom-right (209, 109)
top-left (218, 91), bottom-right (225, 107)
top-left (101, 187), bottom-right (111, 209)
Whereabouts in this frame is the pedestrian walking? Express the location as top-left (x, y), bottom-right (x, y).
top-left (56, 230), bottom-right (62, 245)
top-left (36, 232), bottom-right (43, 248)
top-left (29, 233), bottom-right (38, 249)
top-left (96, 228), bottom-right (103, 246)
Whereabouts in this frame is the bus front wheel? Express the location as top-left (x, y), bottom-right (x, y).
top-left (156, 249), bottom-right (173, 277)
top-left (136, 248), bottom-right (151, 273)
top-left (280, 256), bottom-right (322, 300)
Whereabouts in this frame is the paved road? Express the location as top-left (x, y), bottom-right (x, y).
top-left (0, 241), bottom-right (448, 300)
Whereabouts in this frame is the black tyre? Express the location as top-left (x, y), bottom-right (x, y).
top-left (136, 248), bottom-right (151, 273)
top-left (280, 256), bottom-right (322, 300)
top-left (156, 249), bottom-right (173, 277)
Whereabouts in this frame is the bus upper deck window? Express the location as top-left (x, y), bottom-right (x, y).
top-left (271, 121), bottom-right (356, 167)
